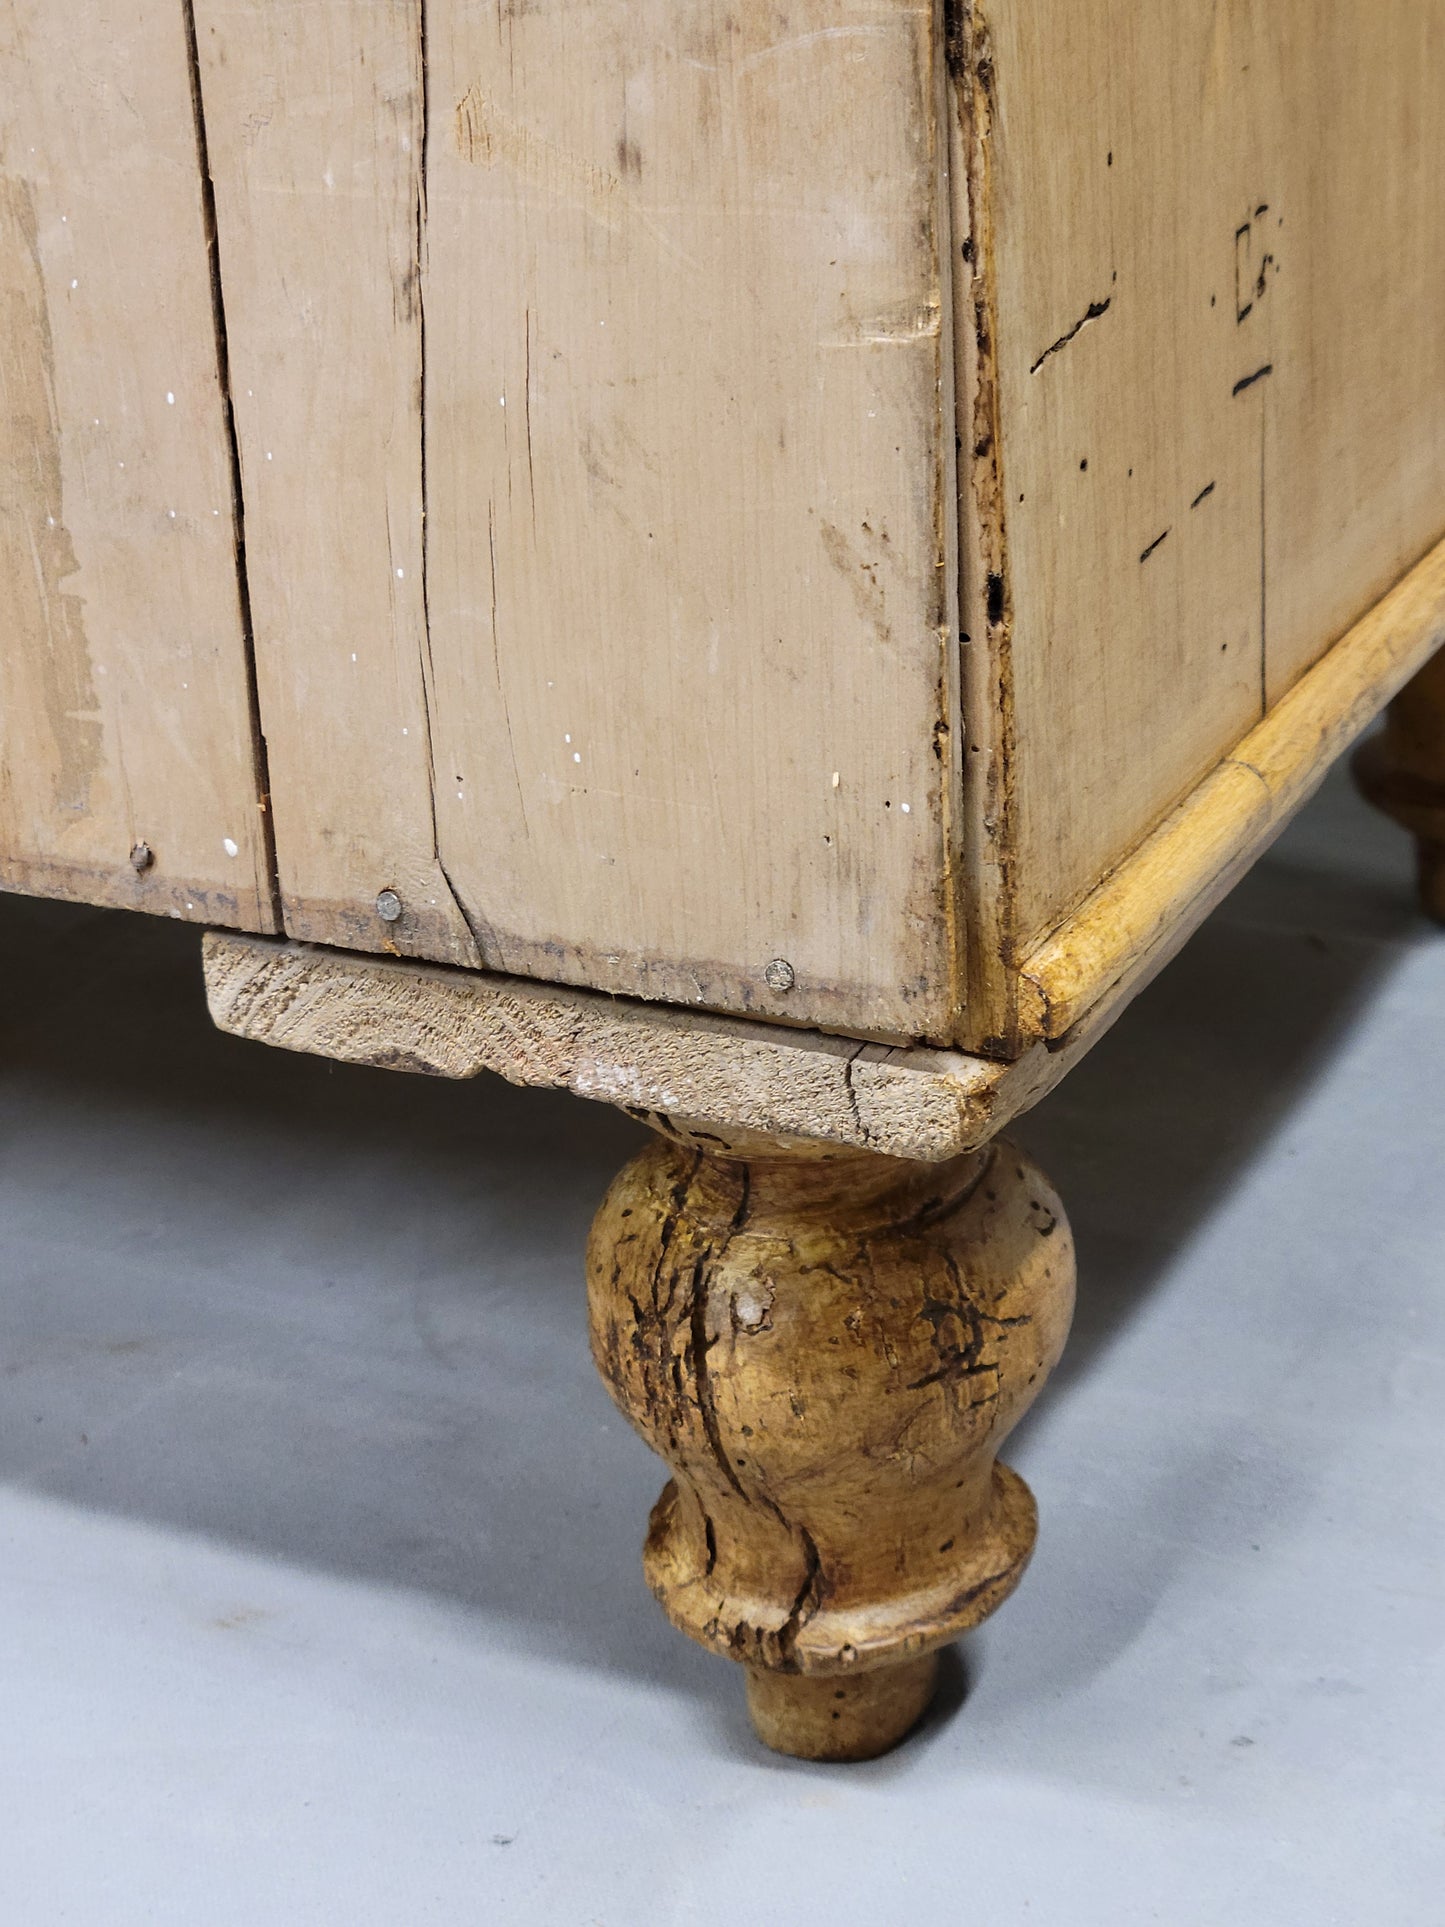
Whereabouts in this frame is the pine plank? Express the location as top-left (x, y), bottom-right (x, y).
top-left (192, 0), bottom-right (482, 967)
top-left (0, 0), bottom-right (274, 929)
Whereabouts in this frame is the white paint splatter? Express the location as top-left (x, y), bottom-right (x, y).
top-left (223, 837), bottom-right (239, 857)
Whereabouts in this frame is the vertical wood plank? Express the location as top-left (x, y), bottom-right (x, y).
top-left (422, 0), bottom-right (956, 1038)
top-left (0, 0), bottom-right (274, 928)
top-left (192, 0), bottom-right (482, 967)
top-left (974, 0), bottom-right (1266, 973)
top-left (1260, 3), bottom-right (1445, 704)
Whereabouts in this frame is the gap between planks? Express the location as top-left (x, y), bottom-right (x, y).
top-left (179, 0), bottom-right (282, 933)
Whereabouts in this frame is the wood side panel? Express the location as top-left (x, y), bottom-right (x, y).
top-left (0, 0), bottom-right (274, 929)
top-left (191, 0), bottom-right (482, 967)
top-left (1260, 6), bottom-right (1445, 702)
top-left (417, 0), bottom-right (958, 1040)
top-left (959, 0), bottom-right (1445, 1012)
top-left (974, 0), bottom-right (1266, 977)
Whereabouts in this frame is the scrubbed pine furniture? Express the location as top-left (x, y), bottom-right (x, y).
top-left (3, 1), bottom-right (1444, 1761)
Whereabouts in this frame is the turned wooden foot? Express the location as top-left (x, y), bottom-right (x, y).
top-left (1354, 648), bottom-right (1445, 923)
top-left (586, 1125), bottom-right (1075, 1762)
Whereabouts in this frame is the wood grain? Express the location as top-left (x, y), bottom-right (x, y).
top-left (191, 0), bottom-right (482, 967)
top-left (196, 0), bottom-right (960, 1038)
top-left (203, 928), bottom-right (1084, 1165)
top-left (0, 0), bottom-right (274, 929)
top-left (423, 0), bottom-right (961, 1036)
top-left (955, 0), bottom-right (1445, 1041)
top-left (206, 470), bottom-right (1441, 1156)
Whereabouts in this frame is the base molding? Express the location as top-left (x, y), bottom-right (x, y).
top-left (203, 928), bottom-right (1079, 1163)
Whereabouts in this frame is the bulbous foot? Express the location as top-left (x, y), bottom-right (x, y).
top-left (1354, 649), bottom-right (1445, 925)
top-left (586, 1124), bottom-right (1075, 1760)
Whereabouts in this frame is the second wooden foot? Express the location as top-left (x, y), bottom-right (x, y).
top-left (1354, 647), bottom-right (1445, 923)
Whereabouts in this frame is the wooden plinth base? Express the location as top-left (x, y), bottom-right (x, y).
top-left (586, 1123), bottom-right (1075, 1761)
top-left (1354, 648), bottom-right (1445, 924)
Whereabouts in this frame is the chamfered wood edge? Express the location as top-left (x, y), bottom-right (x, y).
top-left (1017, 531), bottom-right (1445, 1042)
top-left (202, 929), bottom-right (1101, 1163)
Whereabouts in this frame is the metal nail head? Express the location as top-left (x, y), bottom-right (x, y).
top-left (130, 842), bottom-right (154, 873)
top-left (764, 958), bottom-right (796, 993)
top-left (375, 889), bottom-right (403, 923)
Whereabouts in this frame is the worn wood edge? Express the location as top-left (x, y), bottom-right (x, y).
top-left (202, 931), bottom-right (1093, 1163)
top-left (1, 853), bottom-right (275, 934)
top-left (1017, 532), bottom-right (1445, 1041)
top-left (947, 3), bottom-right (1022, 1058)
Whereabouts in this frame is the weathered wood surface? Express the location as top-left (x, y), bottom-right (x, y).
top-left (8, 0), bottom-right (1445, 1063)
top-left (204, 517), bottom-right (1445, 1136)
top-left (0, 0), bottom-right (273, 929)
top-left (203, 929), bottom-right (1089, 1163)
top-left (955, 0), bottom-right (1445, 1046)
top-left (587, 1126), bottom-right (1075, 1759)
top-left (197, 0), bottom-right (959, 1039)
top-left (191, 0), bottom-right (481, 967)
top-left (1018, 533), bottom-right (1445, 1040)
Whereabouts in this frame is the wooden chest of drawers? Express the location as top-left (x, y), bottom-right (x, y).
top-left (4, 0), bottom-right (1443, 1760)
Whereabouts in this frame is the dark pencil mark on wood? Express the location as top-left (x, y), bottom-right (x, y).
top-left (1140, 528), bottom-right (1171, 565)
top-left (1233, 364), bottom-right (1274, 397)
top-left (1235, 222), bottom-right (1255, 323)
top-left (1029, 297), bottom-right (1111, 375)
top-left (1191, 481), bottom-right (1216, 510)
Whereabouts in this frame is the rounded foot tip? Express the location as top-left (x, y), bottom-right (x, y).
top-left (745, 1651), bottom-right (941, 1763)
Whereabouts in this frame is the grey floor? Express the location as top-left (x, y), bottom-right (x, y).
top-left (1, 759), bottom-right (1442, 1926)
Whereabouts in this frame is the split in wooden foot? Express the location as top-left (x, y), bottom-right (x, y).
top-left (586, 1122), bottom-right (1075, 1762)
